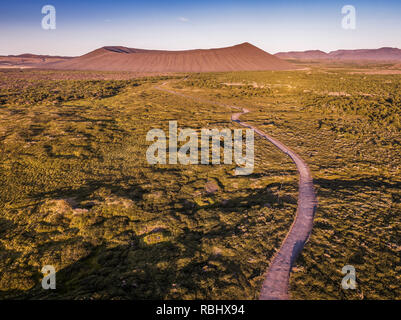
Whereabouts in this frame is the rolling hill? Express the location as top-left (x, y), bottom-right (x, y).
top-left (275, 47), bottom-right (401, 61)
top-left (275, 50), bottom-right (328, 60)
top-left (0, 54), bottom-right (71, 68)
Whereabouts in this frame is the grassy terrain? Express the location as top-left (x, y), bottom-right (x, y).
top-left (0, 67), bottom-right (400, 299)
top-left (0, 69), bottom-right (296, 299)
top-left (171, 69), bottom-right (401, 299)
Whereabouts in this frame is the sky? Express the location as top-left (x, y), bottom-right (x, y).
top-left (1, 0), bottom-right (401, 56)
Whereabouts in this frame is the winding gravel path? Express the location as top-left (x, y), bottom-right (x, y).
top-left (155, 83), bottom-right (318, 300)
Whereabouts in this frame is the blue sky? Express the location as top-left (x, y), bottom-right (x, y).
top-left (1, 0), bottom-right (401, 56)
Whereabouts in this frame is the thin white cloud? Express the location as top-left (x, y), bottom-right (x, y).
top-left (178, 17), bottom-right (189, 23)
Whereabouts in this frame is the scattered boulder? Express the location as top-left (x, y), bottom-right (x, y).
top-left (205, 180), bottom-right (219, 194)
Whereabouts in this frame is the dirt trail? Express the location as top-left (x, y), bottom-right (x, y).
top-left (155, 83), bottom-right (317, 300)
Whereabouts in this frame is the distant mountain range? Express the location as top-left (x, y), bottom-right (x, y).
top-left (275, 47), bottom-right (401, 61)
top-left (0, 54), bottom-right (71, 68)
top-left (2, 45), bottom-right (401, 72)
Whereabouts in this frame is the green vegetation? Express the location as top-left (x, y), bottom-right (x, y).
top-left (173, 69), bottom-right (401, 299)
top-left (0, 67), bottom-right (400, 299)
top-left (0, 69), bottom-right (296, 299)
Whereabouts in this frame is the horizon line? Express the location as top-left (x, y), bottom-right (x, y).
top-left (2, 43), bottom-right (401, 58)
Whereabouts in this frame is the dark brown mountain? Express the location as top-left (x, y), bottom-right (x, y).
top-left (45, 43), bottom-right (295, 72)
